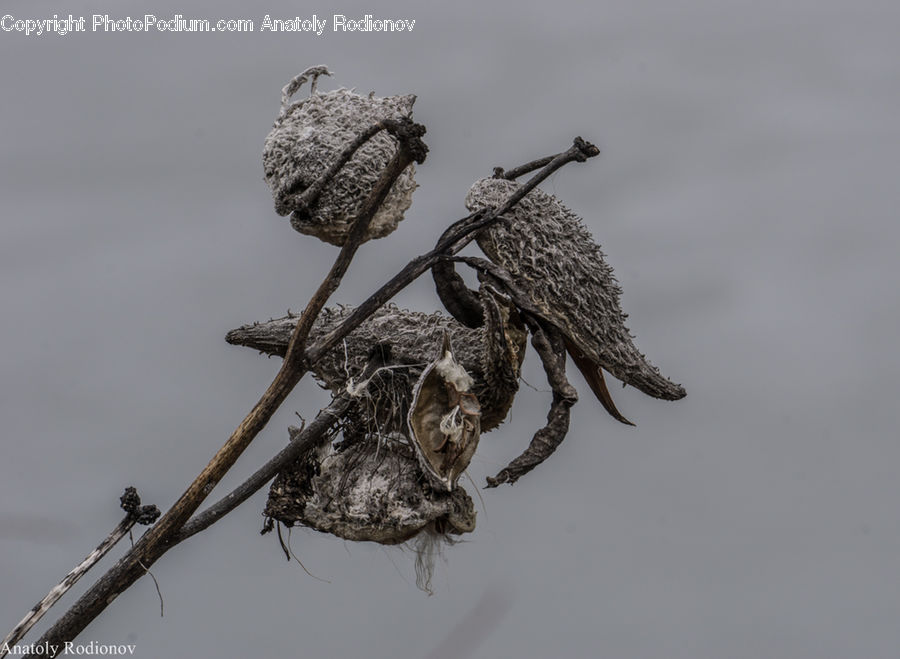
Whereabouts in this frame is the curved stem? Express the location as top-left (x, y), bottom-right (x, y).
top-left (35, 135), bottom-right (595, 654)
top-left (35, 124), bottom-right (425, 656)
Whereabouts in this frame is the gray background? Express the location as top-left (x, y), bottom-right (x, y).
top-left (2, 0), bottom-right (899, 657)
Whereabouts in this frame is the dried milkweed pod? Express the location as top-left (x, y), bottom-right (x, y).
top-left (264, 428), bottom-right (475, 546)
top-left (265, 425), bottom-right (475, 594)
top-left (408, 334), bottom-right (481, 491)
top-left (225, 291), bottom-right (526, 433)
top-left (262, 65), bottom-right (418, 245)
top-left (466, 177), bottom-right (686, 419)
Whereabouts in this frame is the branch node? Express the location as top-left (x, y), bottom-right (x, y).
top-left (119, 487), bottom-right (160, 526)
top-left (383, 117), bottom-right (429, 164)
top-left (572, 136), bottom-right (600, 160)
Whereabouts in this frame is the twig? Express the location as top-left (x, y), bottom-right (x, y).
top-left (282, 117), bottom-right (413, 212)
top-left (493, 153), bottom-right (559, 181)
top-left (310, 137), bottom-right (600, 362)
top-left (0, 489), bottom-right (158, 656)
top-left (35, 136), bottom-right (594, 654)
top-left (448, 255), bottom-right (547, 319)
top-left (34, 121), bottom-right (426, 655)
top-left (438, 138), bottom-right (599, 252)
top-left (284, 118), bottom-right (427, 362)
top-left (174, 370), bottom-right (374, 543)
top-left (432, 141), bottom-right (599, 327)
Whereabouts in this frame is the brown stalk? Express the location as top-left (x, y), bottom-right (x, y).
top-left (31, 135), bottom-right (595, 654)
top-left (34, 120), bottom-right (425, 654)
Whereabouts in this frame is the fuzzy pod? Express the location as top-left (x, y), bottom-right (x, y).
top-left (263, 70), bottom-right (418, 245)
top-left (265, 431), bottom-right (475, 545)
top-left (466, 177), bottom-right (686, 402)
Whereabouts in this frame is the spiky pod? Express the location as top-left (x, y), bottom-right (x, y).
top-left (466, 177), bottom-right (685, 401)
top-left (263, 77), bottom-right (418, 245)
top-left (225, 297), bottom-right (526, 432)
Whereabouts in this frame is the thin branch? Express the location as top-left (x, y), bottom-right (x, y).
top-left (35, 122), bottom-right (426, 655)
top-left (438, 138), bottom-right (599, 254)
top-left (284, 118), bottom-right (427, 362)
top-left (310, 137), bottom-right (600, 362)
top-left (0, 489), bottom-right (158, 656)
top-left (36, 135), bottom-right (594, 654)
top-left (282, 118), bottom-right (407, 212)
top-left (493, 153), bottom-right (558, 181)
top-left (448, 255), bottom-right (548, 319)
top-left (174, 362), bottom-right (379, 543)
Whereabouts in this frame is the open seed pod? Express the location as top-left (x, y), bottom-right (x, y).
top-left (408, 334), bottom-right (482, 491)
top-left (265, 429), bottom-right (475, 546)
top-left (263, 66), bottom-right (418, 245)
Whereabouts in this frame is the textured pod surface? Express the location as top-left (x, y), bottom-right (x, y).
top-left (466, 177), bottom-right (685, 401)
top-left (265, 432), bottom-right (475, 545)
top-left (225, 296), bottom-right (526, 432)
top-left (263, 87), bottom-right (418, 245)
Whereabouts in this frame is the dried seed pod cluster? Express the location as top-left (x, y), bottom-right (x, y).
top-left (249, 70), bottom-right (685, 582)
top-left (263, 68), bottom-right (418, 245)
top-left (466, 177), bottom-right (686, 406)
top-left (235, 294), bottom-right (525, 548)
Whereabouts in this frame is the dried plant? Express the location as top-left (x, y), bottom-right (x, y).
top-left (466, 176), bottom-right (686, 418)
top-left (4, 66), bottom-right (684, 656)
top-left (264, 425), bottom-right (475, 545)
top-left (263, 65), bottom-right (418, 245)
top-left (225, 286), bottom-right (526, 433)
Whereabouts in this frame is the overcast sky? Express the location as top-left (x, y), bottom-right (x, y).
top-left (2, 0), bottom-right (900, 657)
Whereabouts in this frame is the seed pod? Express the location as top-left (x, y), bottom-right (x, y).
top-left (466, 177), bottom-right (686, 411)
top-left (265, 429), bottom-right (475, 546)
top-left (263, 67), bottom-right (417, 245)
top-left (225, 295), bottom-right (526, 433)
top-left (408, 334), bottom-right (482, 491)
